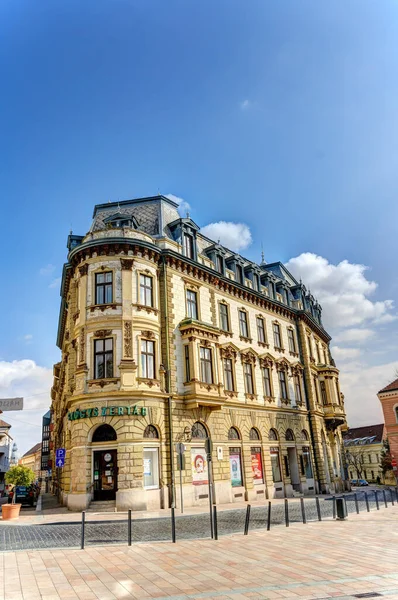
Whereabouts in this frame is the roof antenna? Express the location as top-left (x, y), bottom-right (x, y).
top-left (186, 210), bottom-right (190, 219)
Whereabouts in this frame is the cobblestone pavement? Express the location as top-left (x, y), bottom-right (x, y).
top-left (2, 508), bottom-right (398, 600)
top-left (1, 491), bottom-right (395, 552)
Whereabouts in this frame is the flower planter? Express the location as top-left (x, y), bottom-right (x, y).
top-left (1, 503), bottom-right (21, 520)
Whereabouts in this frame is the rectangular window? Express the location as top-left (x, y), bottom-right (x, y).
top-left (273, 323), bottom-right (282, 348)
top-left (186, 290), bottom-right (198, 319)
top-left (257, 317), bottom-right (266, 343)
top-left (294, 375), bottom-right (302, 404)
top-left (224, 358), bottom-right (234, 391)
top-left (141, 339), bottom-right (155, 379)
top-left (184, 234), bottom-right (194, 259)
top-left (94, 338), bottom-right (113, 379)
top-left (143, 448), bottom-right (159, 489)
top-left (200, 347), bottom-right (213, 383)
top-left (279, 370), bottom-right (288, 399)
top-left (316, 343), bottom-right (321, 364)
top-left (236, 265), bottom-right (242, 284)
top-left (95, 272), bottom-right (113, 304)
top-left (219, 303), bottom-right (230, 331)
top-left (184, 345), bottom-right (190, 382)
top-left (313, 376), bottom-right (320, 404)
top-left (308, 336), bottom-right (313, 359)
top-left (287, 329), bottom-right (296, 353)
top-left (239, 310), bottom-right (249, 338)
top-left (270, 448), bottom-right (282, 482)
top-left (262, 367), bottom-right (272, 397)
top-left (140, 274), bottom-right (153, 307)
top-left (216, 255), bottom-right (223, 274)
top-left (320, 381), bottom-right (328, 405)
top-left (244, 362), bottom-right (254, 395)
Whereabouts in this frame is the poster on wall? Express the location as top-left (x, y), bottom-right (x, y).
top-left (229, 453), bottom-right (242, 487)
top-left (251, 450), bottom-right (264, 484)
top-left (191, 448), bottom-right (208, 485)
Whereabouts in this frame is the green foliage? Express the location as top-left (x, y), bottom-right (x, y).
top-left (5, 465), bottom-right (35, 488)
top-left (380, 439), bottom-right (393, 475)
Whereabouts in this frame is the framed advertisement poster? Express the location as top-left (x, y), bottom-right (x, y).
top-left (229, 450), bottom-right (242, 487)
top-left (191, 448), bottom-right (208, 485)
top-left (251, 447), bottom-right (263, 484)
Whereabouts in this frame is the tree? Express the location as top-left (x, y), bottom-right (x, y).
top-left (380, 439), bottom-right (393, 477)
top-left (5, 465), bottom-right (35, 503)
top-left (345, 449), bottom-right (365, 481)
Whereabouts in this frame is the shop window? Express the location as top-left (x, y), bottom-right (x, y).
top-left (273, 323), bottom-right (282, 349)
top-left (284, 455), bottom-right (290, 477)
top-left (239, 310), bottom-right (249, 338)
top-left (249, 427), bottom-right (261, 441)
top-left (94, 338), bottom-right (113, 379)
top-left (140, 275), bottom-right (153, 307)
top-left (279, 370), bottom-right (288, 400)
top-left (243, 362), bottom-right (254, 395)
top-left (144, 425), bottom-right (159, 439)
top-left (223, 358), bottom-right (234, 392)
top-left (219, 303), bottom-right (230, 332)
top-left (300, 454), bottom-right (305, 476)
top-left (92, 424), bottom-right (117, 443)
top-left (270, 447), bottom-right (282, 482)
top-left (228, 426), bottom-right (240, 440)
top-left (251, 446), bottom-right (264, 484)
top-left (186, 290), bottom-right (198, 320)
top-left (141, 339), bottom-right (155, 379)
top-left (287, 329), bottom-right (296, 353)
top-left (285, 429), bottom-right (295, 441)
top-left (262, 367), bottom-right (272, 397)
top-left (268, 428), bottom-right (278, 441)
top-left (95, 272), bottom-right (113, 304)
top-left (199, 346), bottom-right (213, 383)
top-left (143, 448), bottom-right (159, 489)
top-left (229, 447), bottom-right (243, 487)
top-left (302, 447), bottom-right (313, 478)
top-left (257, 317), bottom-right (266, 344)
top-left (191, 421), bottom-right (207, 439)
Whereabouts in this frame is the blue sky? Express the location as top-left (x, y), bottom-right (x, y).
top-left (1, 0), bottom-right (398, 454)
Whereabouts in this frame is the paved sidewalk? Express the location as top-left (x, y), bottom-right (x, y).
top-left (2, 507), bottom-right (398, 600)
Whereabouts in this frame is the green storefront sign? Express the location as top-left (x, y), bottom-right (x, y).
top-left (68, 405), bottom-right (147, 421)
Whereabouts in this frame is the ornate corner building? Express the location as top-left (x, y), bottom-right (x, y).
top-left (50, 195), bottom-right (349, 511)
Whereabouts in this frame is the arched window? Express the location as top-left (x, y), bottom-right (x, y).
top-left (249, 427), bottom-right (261, 441)
top-left (395, 406), bottom-right (398, 424)
top-left (228, 426), bottom-right (240, 440)
top-left (268, 428), bottom-right (278, 441)
top-left (301, 429), bottom-right (309, 441)
top-left (285, 429), bottom-right (295, 441)
top-left (92, 424), bottom-right (117, 443)
top-left (144, 425), bottom-right (159, 439)
top-left (191, 421), bottom-right (207, 439)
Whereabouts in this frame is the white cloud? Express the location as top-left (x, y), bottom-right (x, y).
top-left (24, 334), bottom-right (33, 341)
top-left (240, 99), bottom-right (251, 110)
top-left (331, 346), bottom-right (361, 361)
top-left (0, 359), bottom-right (52, 456)
top-left (39, 264), bottom-right (56, 276)
top-left (49, 277), bottom-right (61, 289)
top-left (333, 328), bottom-right (375, 344)
top-left (165, 193), bottom-right (191, 217)
top-left (201, 221), bottom-right (252, 252)
top-left (285, 253), bottom-right (395, 329)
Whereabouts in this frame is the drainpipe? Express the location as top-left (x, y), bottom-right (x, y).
top-left (295, 319), bottom-right (321, 491)
top-left (162, 255), bottom-right (176, 508)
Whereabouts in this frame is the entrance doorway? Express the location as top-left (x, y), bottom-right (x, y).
top-left (287, 447), bottom-right (301, 492)
top-left (93, 450), bottom-right (117, 501)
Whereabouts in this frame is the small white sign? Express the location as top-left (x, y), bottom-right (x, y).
top-left (104, 453), bottom-right (112, 462)
top-left (0, 397), bottom-right (23, 411)
top-left (217, 446), bottom-right (223, 460)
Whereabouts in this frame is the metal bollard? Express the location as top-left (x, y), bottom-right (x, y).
top-left (332, 496), bottom-right (336, 519)
top-left (213, 505), bottom-right (218, 541)
top-left (375, 491), bottom-right (380, 510)
top-left (300, 497), bottom-right (306, 524)
top-left (128, 509), bottom-right (132, 546)
top-left (383, 489), bottom-right (388, 508)
top-left (284, 498), bottom-right (289, 527)
top-left (81, 511), bottom-right (85, 550)
top-left (267, 501), bottom-right (271, 531)
top-left (315, 497), bottom-right (322, 521)
top-left (171, 507), bottom-right (176, 543)
top-left (391, 488), bottom-right (395, 506)
top-left (354, 492), bottom-right (359, 514)
top-left (396, 487), bottom-right (398, 503)
top-left (364, 491), bottom-right (370, 512)
top-left (244, 504), bottom-right (251, 535)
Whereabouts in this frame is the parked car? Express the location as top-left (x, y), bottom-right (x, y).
top-left (8, 485), bottom-right (37, 506)
top-left (351, 480), bottom-right (358, 486)
top-left (358, 479), bottom-right (369, 486)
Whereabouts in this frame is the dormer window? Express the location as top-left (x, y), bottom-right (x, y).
top-left (104, 212), bottom-right (140, 229)
top-left (216, 255), bottom-right (224, 274)
top-left (236, 265), bottom-right (243, 284)
top-left (184, 233), bottom-right (194, 259)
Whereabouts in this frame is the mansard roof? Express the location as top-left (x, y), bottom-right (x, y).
top-left (343, 424), bottom-right (384, 445)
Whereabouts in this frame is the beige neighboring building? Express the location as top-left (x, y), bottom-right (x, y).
top-left (19, 443), bottom-right (42, 481)
top-left (343, 424), bottom-right (386, 484)
top-left (51, 194), bottom-right (349, 512)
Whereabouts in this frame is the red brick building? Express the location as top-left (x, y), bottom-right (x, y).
top-left (377, 378), bottom-right (398, 480)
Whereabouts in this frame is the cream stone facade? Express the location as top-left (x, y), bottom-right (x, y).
top-left (51, 195), bottom-right (349, 511)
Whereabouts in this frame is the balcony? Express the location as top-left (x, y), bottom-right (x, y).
top-left (323, 403), bottom-right (347, 430)
top-left (182, 380), bottom-right (225, 410)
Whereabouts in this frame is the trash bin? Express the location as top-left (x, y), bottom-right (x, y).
top-left (336, 497), bottom-right (347, 520)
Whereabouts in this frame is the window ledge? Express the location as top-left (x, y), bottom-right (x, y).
top-left (89, 303), bottom-right (121, 312)
top-left (225, 390), bottom-right (239, 399)
top-left (88, 378), bottom-right (119, 388)
top-left (134, 303), bottom-right (159, 315)
top-left (264, 395), bottom-right (276, 403)
top-left (220, 329), bottom-right (233, 338)
top-left (137, 378), bottom-right (160, 388)
top-left (258, 341), bottom-right (269, 348)
top-left (245, 393), bottom-right (258, 401)
top-left (280, 398), bottom-right (291, 405)
top-left (274, 347), bottom-right (285, 353)
top-left (289, 351), bottom-right (299, 358)
top-left (240, 336), bottom-right (252, 343)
